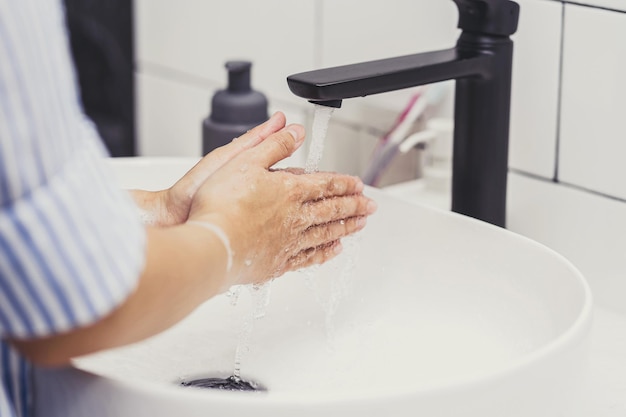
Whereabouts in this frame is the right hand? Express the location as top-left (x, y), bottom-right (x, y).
top-left (187, 122), bottom-right (377, 288)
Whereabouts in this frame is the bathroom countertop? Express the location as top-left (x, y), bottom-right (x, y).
top-left (584, 307), bottom-right (626, 416)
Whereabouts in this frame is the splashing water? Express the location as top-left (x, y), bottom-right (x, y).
top-left (233, 282), bottom-right (272, 380)
top-left (301, 104), bottom-right (363, 345)
top-left (187, 104), bottom-right (358, 389)
top-left (305, 104), bottom-right (335, 173)
top-left (303, 234), bottom-right (362, 346)
top-left (226, 285), bottom-right (243, 306)
top-left (325, 234), bottom-right (361, 342)
top-left (182, 283), bottom-right (271, 392)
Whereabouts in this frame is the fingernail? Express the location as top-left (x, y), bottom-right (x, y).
top-left (367, 199), bottom-right (378, 214)
top-left (357, 216), bottom-right (367, 228)
top-left (286, 124), bottom-right (305, 145)
top-left (355, 178), bottom-right (364, 193)
top-left (334, 241), bottom-right (344, 254)
top-left (269, 111), bottom-right (281, 121)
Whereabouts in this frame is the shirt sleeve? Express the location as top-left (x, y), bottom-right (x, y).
top-left (0, 0), bottom-right (146, 339)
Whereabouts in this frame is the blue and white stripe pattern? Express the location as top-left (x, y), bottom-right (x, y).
top-left (0, 1), bottom-right (146, 416)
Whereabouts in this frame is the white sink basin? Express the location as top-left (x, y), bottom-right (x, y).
top-left (34, 157), bottom-right (592, 417)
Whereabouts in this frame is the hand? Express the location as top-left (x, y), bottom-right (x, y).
top-left (187, 123), bottom-right (377, 288)
top-left (9, 117), bottom-right (376, 366)
top-left (131, 112), bottom-right (290, 226)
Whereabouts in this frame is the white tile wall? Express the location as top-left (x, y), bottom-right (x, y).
top-left (509, 0), bottom-right (562, 179)
top-left (558, 4), bottom-right (626, 200)
top-left (321, 0), bottom-right (458, 67)
top-left (320, 0), bottom-right (458, 126)
top-left (135, 0), bottom-right (455, 172)
top-left (563, 0), bottom-right (626, 12)
top-left (137, 72), bottom-right (208, 156)
top-left (135, 0), bottom-right (317, 105)
top-left (137, 68), bottom-right (310, 157)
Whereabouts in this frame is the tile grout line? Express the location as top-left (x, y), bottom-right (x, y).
top-left (136, 61), bottom-right (219, 91)
top-left (561, 0), bottom-right (626, 14)
top-left (553, 2), bottom-right (566, 183)
top-left (510, 168), bottom-right (626, 204)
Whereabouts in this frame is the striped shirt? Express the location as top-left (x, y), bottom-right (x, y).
top-left (0, 1), bottom-right (146, 416)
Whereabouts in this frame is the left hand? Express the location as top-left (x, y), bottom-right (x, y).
top-left (131, 112), bottom-right (289, 226)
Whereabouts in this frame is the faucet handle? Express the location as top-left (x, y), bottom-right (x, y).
top-left (453, 0), bottom-right (520, 37)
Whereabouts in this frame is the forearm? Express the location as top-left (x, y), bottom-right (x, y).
top-left (11, 222), bottom-right (230, 366)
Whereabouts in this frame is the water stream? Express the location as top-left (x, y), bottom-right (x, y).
top-left (232, 283), bottom-right (271, 380)
top-left (305, 104), bottom-right (335, 174)
top-left (226, 104), bottom-right (337, 379)
top-left (182, 104), bottom-right (358, 391)
top-left (180, 283), bottom-right (271, 392)
top-left (302, 104), bottom-right (361, 344)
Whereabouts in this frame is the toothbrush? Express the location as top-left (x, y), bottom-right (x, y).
top-left (363, 83), bottom-right (447, 186)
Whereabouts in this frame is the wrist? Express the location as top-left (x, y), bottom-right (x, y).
top-left (144, 222), bottom-right (233, 299)
top-left (162, 185), bottom-right (193, 226)
top-left (186, 220), bottom-right (234, 273)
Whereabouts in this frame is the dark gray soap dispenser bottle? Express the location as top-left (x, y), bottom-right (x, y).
top-left (202, 61), bottom-right (269, 154)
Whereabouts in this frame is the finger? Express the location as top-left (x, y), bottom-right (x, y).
top-left (172, 112), bottom-right (287, 197)
top-left (248, 124), bottom-right (305, 168)
top-left (295, 172), bottom-right (365, 202)
top-left (302, 194), bottom-right (376, 226)
top-left (297, 216), bottom-right (367, 252)
top-left (198, 111), bottom-right (286, 172)
top-left (280, 241), bottom-right (344, 274)
top-left (231, 111), bottom-right (286, 149)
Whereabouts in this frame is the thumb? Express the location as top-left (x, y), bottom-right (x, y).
top-left (250, 124), bottom-right (306, 168)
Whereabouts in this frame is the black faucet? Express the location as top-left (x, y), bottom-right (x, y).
top-left (287, 0), bottom-right (520, 228)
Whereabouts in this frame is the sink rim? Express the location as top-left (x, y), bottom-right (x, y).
top-left (72, 249), bottom-right (592, 405)
top-left (73, 158), bottom-right (594, 405)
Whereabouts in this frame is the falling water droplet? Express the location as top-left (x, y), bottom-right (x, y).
top-left (226, 285), bottom-right (243, 306)
top-left (232, 282), bottom-right (273, 380)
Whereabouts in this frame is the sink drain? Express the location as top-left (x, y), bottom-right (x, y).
top-left (179, 375), bottom-right (266, 392)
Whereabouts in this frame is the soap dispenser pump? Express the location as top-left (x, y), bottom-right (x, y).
top-left (202, 61), bottom-right (268, 153)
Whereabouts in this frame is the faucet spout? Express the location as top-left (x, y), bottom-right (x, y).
top-left (287, 48), bottom-right (491, 102)
top-left (286, 1), bottom-right (519, 228)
